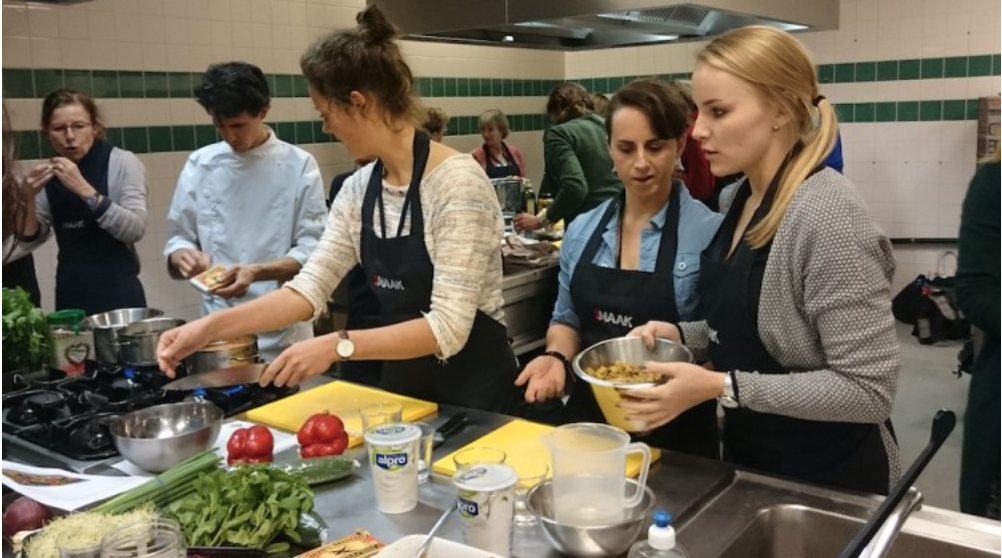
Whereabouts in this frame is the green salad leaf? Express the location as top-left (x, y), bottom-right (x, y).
top-left (2, 287), bottom-right (51, 372)
top-left (165, 464), bottom-right (315, 553)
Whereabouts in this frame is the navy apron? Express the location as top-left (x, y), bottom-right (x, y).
top-left (566, 185), bottom-right (719, 458)
top-left (483, 142), bottom-right (521, 179)
top-left (359, 131), bottom-right (520, 412)
top-left (46, 140), bottom-right (145, 315)
top-left (702, 166), bottom-right (892, 495)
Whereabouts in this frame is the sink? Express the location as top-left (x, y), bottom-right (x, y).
top-left (676, 472), bottom-right (1002, 558)
top-left (715, 504), bottom-right (997, 558)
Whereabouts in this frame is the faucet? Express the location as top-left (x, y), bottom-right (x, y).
top-left (858, 488), bottom-right (923, 558)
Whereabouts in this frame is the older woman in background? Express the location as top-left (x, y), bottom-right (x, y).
top-left (18, 88), bottom-right (148, 314)
top-left (471, 108), bottom-right (526, 179)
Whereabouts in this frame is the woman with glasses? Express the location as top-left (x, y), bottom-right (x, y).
top-left (19, 88), bottom-right (148, 314)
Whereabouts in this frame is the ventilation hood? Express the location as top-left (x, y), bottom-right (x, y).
top-left (370, 0), bottom-right (837, 51)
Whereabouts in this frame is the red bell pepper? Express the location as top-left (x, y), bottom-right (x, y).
top-left (298, 412), bottom-right (349, 458)
top-left (226, 425), bottom-right (274, 465)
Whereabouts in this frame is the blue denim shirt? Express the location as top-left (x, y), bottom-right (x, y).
top-left (551, 183), bottom-right (723, 329)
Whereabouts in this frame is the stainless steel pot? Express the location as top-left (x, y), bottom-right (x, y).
top-left (85, 308), bottom-right (164, 363)
top-left (183, 334), bottom-right (259, 375)
top-left (115, 318), bottom-right (187, 366)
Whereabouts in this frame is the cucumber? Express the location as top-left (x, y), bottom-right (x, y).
top-left (272, 456), bottom-right (357, 486)
top-left (296, 510), bottom-right (329, 549)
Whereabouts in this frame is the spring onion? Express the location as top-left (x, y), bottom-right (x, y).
top-left (92, 450), bottom-right (221, 514)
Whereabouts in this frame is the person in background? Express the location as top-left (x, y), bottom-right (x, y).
top-left (590, 92), bottom-right (611, 119)
top-left (670, 80), bottom-right (716, 204)
top-left (514, 83), bottom-right (622, 232)
top-left (955, 149), bottom-right (1000, 519)
top-left (326, 158), bottom-right (382, 387)
top-left (2, 102), bottom-right (41, 306)
top-left (516, 79), bottom-right (722, 456)
top-left (422, 107), bottom-right (449, 142)
top-left (18, 89), bottom-right (148, 315)
top-left (626, 26), bottom-right (901, 495)
top-left (470, 108), bottom-right (526, 179)
top-left (157, 6), bottom-right (521, 413)
top-left (164, 62), bottom-right (327, 362)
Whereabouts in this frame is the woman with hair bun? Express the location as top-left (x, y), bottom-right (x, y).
top-left (157, 5), bottom-right (520, 413)
top-left (514, 83), bottom-right (622, 232)
top-left (627, 26), bottom-right (901, 494)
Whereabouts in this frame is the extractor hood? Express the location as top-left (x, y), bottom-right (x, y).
top-left (370, 0), bottom-right (838, 50)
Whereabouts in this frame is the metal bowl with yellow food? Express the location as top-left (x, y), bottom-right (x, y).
top-left (571, 337), bottom-right (693, 432)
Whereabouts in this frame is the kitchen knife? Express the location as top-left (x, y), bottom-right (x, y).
top-left (432, 412), bottom-right (469, 449)
top-left (161, 363), bottom-right (267, 391)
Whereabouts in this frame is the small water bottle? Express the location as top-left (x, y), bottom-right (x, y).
top-left (628, 511), bottom-right (688, 558)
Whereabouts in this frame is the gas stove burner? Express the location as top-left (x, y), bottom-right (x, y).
top-left (66, 413), bottom-right (119, 457)
top-left (3, 390), bottom-right (72, 431)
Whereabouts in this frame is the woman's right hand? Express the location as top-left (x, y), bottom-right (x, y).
top-left (628, 320), bottom-right (681, 349)
top-left (24, 163), bottom-right (55, 196)
top-left (514, 355), bottom-right (567, 402)
top-left (157, 319), bottom-right (213, 377)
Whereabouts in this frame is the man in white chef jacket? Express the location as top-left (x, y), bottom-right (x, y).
top-left (164, 62), bottom-right (327, 362)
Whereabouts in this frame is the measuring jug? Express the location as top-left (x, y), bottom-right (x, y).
top-left (540, 422), bottom-right (651, 526)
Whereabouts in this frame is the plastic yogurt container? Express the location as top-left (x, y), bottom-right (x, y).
top-left (364, 423), bottom-right (421, 514)
top-left (453, 463), bottom-right (518, 557)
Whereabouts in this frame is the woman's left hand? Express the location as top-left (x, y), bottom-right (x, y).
top-left (513, 212), bottom-right (544, 232)
top-left (617, 362), bottom-right (724, 429)
top-left (261, 334), bottom-right (340, 387)
top-left (49, 157), bottom-right (94, 197)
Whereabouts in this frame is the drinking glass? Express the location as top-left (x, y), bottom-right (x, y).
top-left (411, 421), bottom-right (436, 484)
top-left (57, 530), bottom-right (101, 558)
top-left (359, 401), bottom-right (403, 432)
top-left (100, 518), bottom-right (185, 558)
top-left (514, 463), bottom-right (549, 526)
top-left (452, 446), bottom-right (507, 470)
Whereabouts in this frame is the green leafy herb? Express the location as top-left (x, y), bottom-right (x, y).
top-left (2, 287), bottom-right (51, 372)
top-left (165, 464), bottom-right (315, 553)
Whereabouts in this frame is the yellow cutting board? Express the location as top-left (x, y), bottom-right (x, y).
top-left (245, 381), bottom-right (437, 448)
top-left (432, 419), bottom-right (659, 478)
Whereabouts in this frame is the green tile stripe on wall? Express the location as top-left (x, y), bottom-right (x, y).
top-left (4, 54), bottom-right (998, 101)
top-left (11, 99), bottom-right (981, 158)
top-left (10, 113), bottom-right (552, 158)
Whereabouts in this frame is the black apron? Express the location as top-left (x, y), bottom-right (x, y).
top-left (3, 253), bottom-right (41, 307)
top-left (565, 185), bottom-right (719, 458)
top-left (483, 142), bottom-right (521, 179)
top-left (46, 140), bottom-right (145, 315)
top-left (702, 168), bottom-right (891, 495)
top-left (359, 131), bottom-right (520, 412)
top-left (329, 171), bottom-right (383, 387)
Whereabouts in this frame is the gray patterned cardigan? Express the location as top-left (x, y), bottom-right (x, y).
top-left (681, 168), bottom-right (902, 488)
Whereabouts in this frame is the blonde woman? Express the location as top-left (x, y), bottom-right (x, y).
top-left (628, 26), bottom-right (901, 495)
top-left (470, 109), bottom-right (526, 179)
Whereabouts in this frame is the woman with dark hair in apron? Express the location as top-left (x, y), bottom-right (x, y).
top-left (157, 5), bottom-right (520, 413)
top-left (516, 79), bottom-right (722, 458)
top-left (625, 27), bottom-right (901, 495)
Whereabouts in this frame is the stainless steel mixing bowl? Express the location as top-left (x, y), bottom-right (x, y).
top-left (526, 478), bottom-right (656, 557)
top-left (572, 337), bottom-right (693, 432)
top-left (110, 401), bottom-right (223, 472)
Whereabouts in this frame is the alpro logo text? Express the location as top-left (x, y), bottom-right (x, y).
top-left (373, 275), bottom-right (405, 290)
top-left (457, 497), bottom-right (480, 518)
top-left (374, 452), bottom-right (409, 470)
top-left (593, 309), bottom-right (633, 328)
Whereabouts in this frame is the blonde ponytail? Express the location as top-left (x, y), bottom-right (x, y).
top-left (746, 97), bottom-right (838, 248)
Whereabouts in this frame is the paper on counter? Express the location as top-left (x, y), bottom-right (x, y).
top-left (0, 460), bottom-right (148, 511)
top-left (111, 420), bottom-right (298, 477)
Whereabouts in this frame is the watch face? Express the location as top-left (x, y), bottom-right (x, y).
top-left (337, 338), bottom-right (355, 358)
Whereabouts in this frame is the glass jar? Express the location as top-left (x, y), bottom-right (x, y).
top-left (46, 309), bottom-right (94, 375)
top-left (100, 519), bottom-right (185, 558)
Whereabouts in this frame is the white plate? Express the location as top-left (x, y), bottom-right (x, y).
top-left (374, 534), bottom-right (504, 558)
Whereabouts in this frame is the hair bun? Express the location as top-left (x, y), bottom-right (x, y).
top-left (356, 5), bottom-right (398, 44)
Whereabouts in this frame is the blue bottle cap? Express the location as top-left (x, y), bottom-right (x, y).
top-left (652, 510), bottom-right (672, 528)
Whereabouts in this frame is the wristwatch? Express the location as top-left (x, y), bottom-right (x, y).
top-left (718, 371), bottom-right (739, 408)
top-left (335, 330), bottom-right (355, 361)
top-left (84, 192), bottom-right (102, 211)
